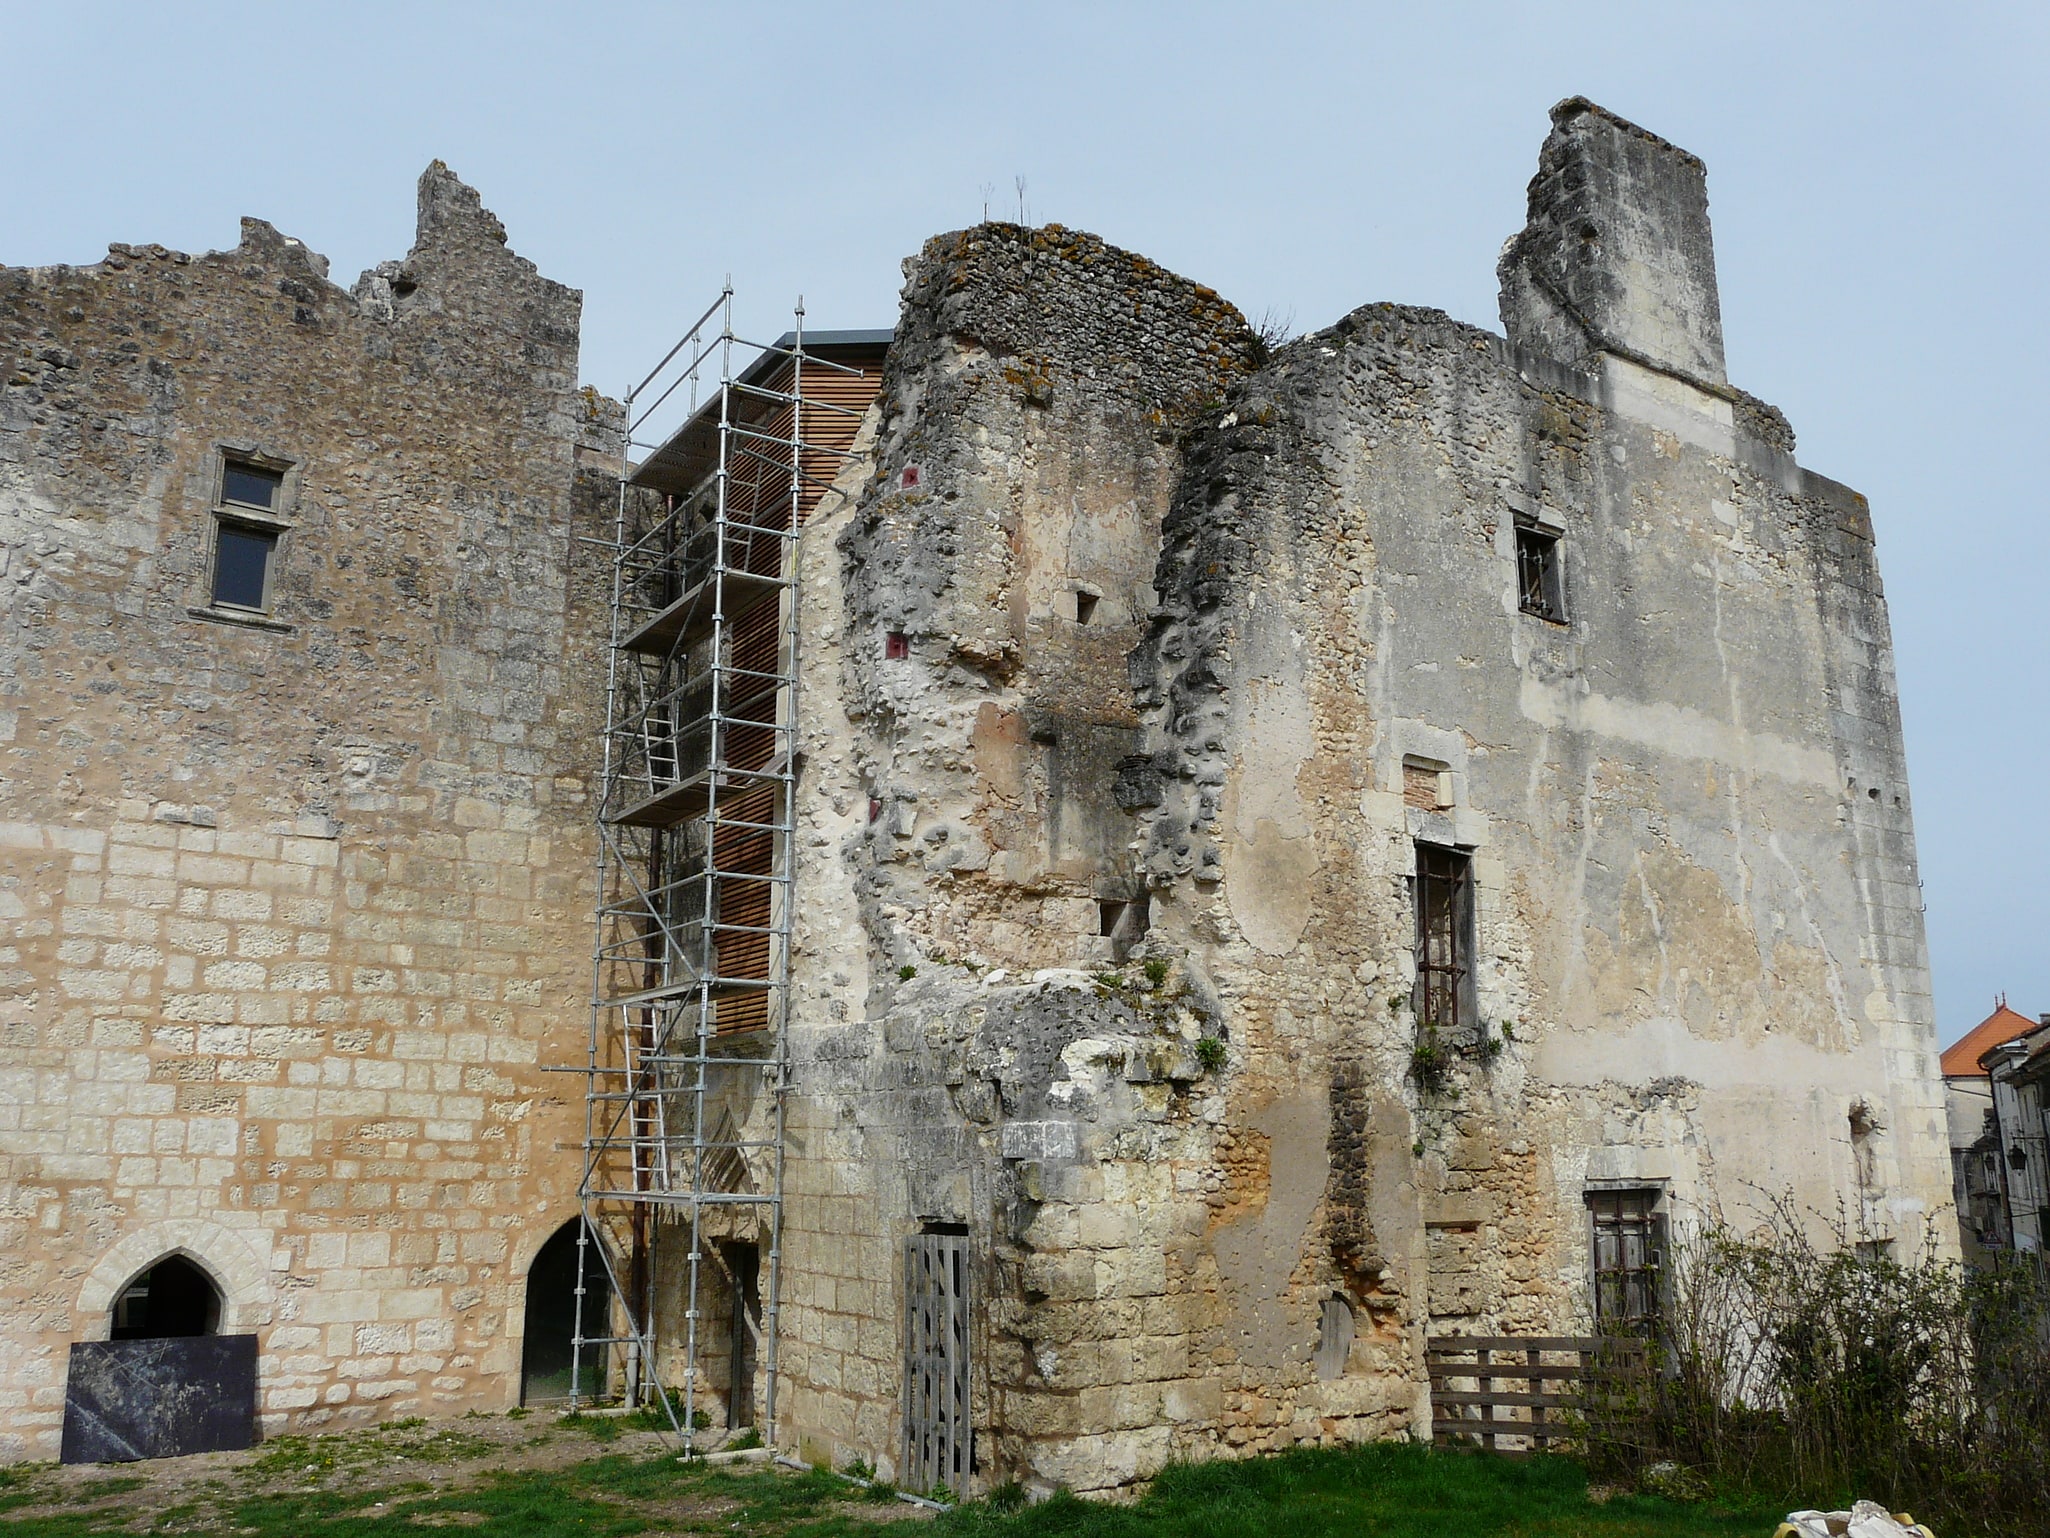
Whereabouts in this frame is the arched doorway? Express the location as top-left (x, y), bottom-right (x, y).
top-left (521, 1219), bottom-right (612, 1404)
top-left (110, 1255), bottom-right (222, 1339)
top-left (62, 1251), bottom-right (255, 1463)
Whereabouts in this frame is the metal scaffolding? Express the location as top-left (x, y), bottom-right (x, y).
top-left (574, 288), bottom-right (867, 1449)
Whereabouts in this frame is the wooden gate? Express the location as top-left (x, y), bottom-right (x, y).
top-left (903, 1231), bottom-right (970, 1495)
top-left (1427, 1335), bottom-right (1646, 1454)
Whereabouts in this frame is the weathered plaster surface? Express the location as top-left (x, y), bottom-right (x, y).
top-left (769, 102), bottom-right (1953, 1496)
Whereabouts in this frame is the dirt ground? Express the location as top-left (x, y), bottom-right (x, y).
top-left (0, 1412), bottom-right (933, 1536)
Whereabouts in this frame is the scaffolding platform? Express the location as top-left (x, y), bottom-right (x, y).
top-left (616, 569), bottom-right (784, 656)
top-left (572, 291), bottom-right (887, 1452)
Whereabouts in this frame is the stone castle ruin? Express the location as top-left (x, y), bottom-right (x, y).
top-left (1, 100), bottom-right (1952, 1491)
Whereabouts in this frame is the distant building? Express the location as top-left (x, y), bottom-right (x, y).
top-left (1941, 999), bottom-right (2041, 1261)
top-left (1979, 1010), bottom-right (2050, 1257)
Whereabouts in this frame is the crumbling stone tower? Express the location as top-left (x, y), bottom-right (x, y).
top-left (763, 99), bottom-right (1952, 1494)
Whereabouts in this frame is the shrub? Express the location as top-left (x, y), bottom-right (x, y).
top-left (1585, 1202), bottom-right (2050, 1538)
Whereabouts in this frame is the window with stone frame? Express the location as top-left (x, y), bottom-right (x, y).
top-left (1412, 842), bottom-right (1475, 1037)
top-left (208, 457), bottom-right (289, 614)
top-left (1588, 1187), bottom-right (1665, 1326)
top-left (1515, 516), bottom-right (1566, 622)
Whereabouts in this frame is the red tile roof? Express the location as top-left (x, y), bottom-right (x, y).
top-left (1941, 1001), bottom-right (2040, 1078)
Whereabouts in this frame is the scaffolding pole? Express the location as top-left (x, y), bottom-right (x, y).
top-left (573, 289), bottom-right (865, 1452)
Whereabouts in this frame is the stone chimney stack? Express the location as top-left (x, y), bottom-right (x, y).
top-left (1499, 97), bottom-right (1728, 389)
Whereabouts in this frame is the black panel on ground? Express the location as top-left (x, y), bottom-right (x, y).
top-left (60, 1335), bottom-right (258, 1463)
top-left (520, 1220), bottom-right (611, 1404)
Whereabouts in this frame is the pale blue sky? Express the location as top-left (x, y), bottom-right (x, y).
top-left (6, 2), bottom-right (2044, 1048)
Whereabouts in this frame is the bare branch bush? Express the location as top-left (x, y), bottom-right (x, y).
top-left (1585, 1199), bottom-right (2049, 1536)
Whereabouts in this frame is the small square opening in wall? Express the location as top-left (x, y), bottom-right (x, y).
top-left (1515, 519), bottom-right (1566, 622)
top-left (1098, 895), bottom-right (1150, 958)
top-left (1072, 591), bottom-right (1099, 625)
top-left (884, 631), bottom-right (909, 660)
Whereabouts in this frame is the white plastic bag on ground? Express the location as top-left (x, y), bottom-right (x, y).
top-left (1774, 1502), bottom-right (1935, 1538)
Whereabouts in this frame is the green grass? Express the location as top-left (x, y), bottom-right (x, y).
top-left (0, 1431), bottom-right (1776, 1538)
top-left (933, 1444), bottom-right (1778, 1537)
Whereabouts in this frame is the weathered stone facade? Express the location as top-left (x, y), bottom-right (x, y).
top-left (769, 99), bottom-right (1953, 1495)
top-left (0, 166), bottom-right (610, 1457)
top-left (2, 98), bottom-right (1956, 1495)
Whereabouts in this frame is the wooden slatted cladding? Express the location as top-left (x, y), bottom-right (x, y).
top-left (623, 347), bottom-right (887, 1034)
top-left (720, 354), bottom-right (883, 568)
top-left (721, 597), bottom-right (783, 777)
top-left (703, 353), bottom-right (881, 1037)
top-left (717, 354), bottom-right (882, 775)
top-left (710, 784), bottom-right (776, 1037)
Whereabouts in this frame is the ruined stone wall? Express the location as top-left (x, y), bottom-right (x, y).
top-left (0, 167), bottom-right (608, 1457)
top-left (768, 103), bottom-right (1952, 1499)
top-left (1135, 293), bottom-right (1949, 1352)
top-left (774, 224), bottom-right (1326, 1494)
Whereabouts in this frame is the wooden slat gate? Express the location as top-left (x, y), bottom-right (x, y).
top-left (1427, 1335), bottom-right (1646, 1454)
top-left (903, 1232), bottom-right (970, 1496)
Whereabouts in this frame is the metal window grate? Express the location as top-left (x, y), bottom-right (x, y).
top-left (1515, 523), bottom-right (1564, 622)
top-left (903, 1231), bottom-right (970, 1496)
top-left (1414, 844), bottom-right (1473, 1035)
top-left (1588, 1189), bottom-right (1664, 1325)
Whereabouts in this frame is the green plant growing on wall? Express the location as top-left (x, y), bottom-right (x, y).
top-left (1194, 1036), bottom-right (1228, 1072)
top-left (897, 964), bottom-right (917, 981)
top-left (1410, 1029), bottom-right (1451, 1094)
top-left (1143, 958), bottom-right (1170, 990)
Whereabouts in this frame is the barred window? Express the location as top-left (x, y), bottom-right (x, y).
top-left (1588, 1188), bottom-right (1665, 1325)
top-left (1515, 519), bottom-right (1565, 622)
top-left (1412, 843), bottom-right (1474, 1035)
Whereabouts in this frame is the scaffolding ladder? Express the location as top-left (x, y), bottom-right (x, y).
top-left (575, 289), bottom-right (868, 1450)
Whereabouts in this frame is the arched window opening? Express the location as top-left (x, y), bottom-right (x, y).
top-left (521, 1219), bottom-right (612, 1405)
top-left (109, 1255), bottom-right (222, 1340)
